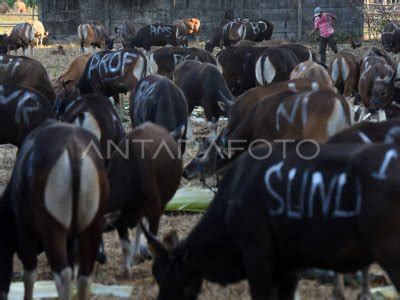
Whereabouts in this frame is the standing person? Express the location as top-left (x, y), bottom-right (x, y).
top-left (310, 6), bottom-right (338, 66)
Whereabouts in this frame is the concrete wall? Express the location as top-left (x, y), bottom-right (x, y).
top-left (39, 0), bottom-right (364, 40)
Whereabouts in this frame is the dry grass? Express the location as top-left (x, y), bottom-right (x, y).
top-left (0, 42), bottom-right (386, 299)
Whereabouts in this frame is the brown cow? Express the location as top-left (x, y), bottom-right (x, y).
top-left (382, 21), bottom-right (400, 53)
top-left (77, 23), bottom-right (113, 53)
top-left (1, 120), bottom-right (108, 300)
top-left (183, 79), bottom-right (339, 180)
top-left (290, 61), bottom-right (334, 91)
top-left (32, 20), bottom-right (48, 46)
top-left (55, 53), bottom-right (91, 92)
top-left (0, 54), bottom-right (56, 105)
top-left (329, 51), bottom-right (359, 96)
top-left (105, 122), bottom-right (182, 277)
top-left (0, 2), bottom-right (11, 13)
top-left (13, 1), bottom-right (26, 13)
top-left (358, 50), bottom-right (397, 112)
top-left (8, 22), bottom-right (35, 56)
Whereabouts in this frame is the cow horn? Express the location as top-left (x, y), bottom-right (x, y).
top-left (218, 90), bottom-right (235, 112)
top-left (170, 123), bottom-right (186, 141)
top-left (140, 221), bottom-right (169, 258)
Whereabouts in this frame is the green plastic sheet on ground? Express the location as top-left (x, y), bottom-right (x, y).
top-left (166, 187), bottom-right (214, 212)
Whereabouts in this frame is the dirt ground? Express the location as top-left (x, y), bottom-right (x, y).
top-left (0, 40), bottom-right (389, 299)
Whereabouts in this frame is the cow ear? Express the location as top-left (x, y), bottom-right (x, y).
top-left (140, 222), bottom-right (170, 258)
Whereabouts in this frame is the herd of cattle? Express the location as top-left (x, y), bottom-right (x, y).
top-left (2, 14), bottom-right (400, 300)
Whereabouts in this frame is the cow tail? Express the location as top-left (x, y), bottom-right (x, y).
top-left (29, 25), bottom-right (35, 42)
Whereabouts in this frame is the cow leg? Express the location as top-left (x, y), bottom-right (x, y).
top-left (358, 266), bottom-right (371, 300)
top-left (132, 218), bottom-right (151, 265)
top-left (113, 94), bottom-right (128, 122)
top-left (186, 116), bottom-right (194, 140)
top-left (207, 119), bottom-right (218, 140)
top-left (277, 275), bottom-right (298, 300)
top-left (77, 222), bottom-right (103, 300)
top-left (23, 46), bottom-right (28, 56)
top-left (41, 229), bottom-right (72, 300)
top-left (18, 230), bottom-right (39, 300)
top-left (332, 274), bottom-right (346, 300)
top-left (117, 226), bottom-right (132, 278)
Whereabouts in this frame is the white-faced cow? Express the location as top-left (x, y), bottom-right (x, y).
top-left (149, 46), bottom-right (215, 79)
top-left (114, 20), bottom-right (136, 48)
top-left (76, 48), bottom-right (152, 119)
top-left (130, 74), bottom-right (188, 153)
top-left (0, 83), bottom-right (55, 146)
top-left (173, 60), bottom-right (235, 139)
top-left (0, 54), bottom-right (56, 106)
top-left (126, 24), bottom-right (183, 51)
top-left (329, 51), bottom-right (359, 96)
top-left (77, 23), bottom-right (114, 53)
top-left (143, 142), bottom-right (400, 300)
top-left (0, 120), bottom-right (108, 300)
top-left (105, 122), bottom-right (182, 278)
top-left (8, 22), bottom-right (35, 56)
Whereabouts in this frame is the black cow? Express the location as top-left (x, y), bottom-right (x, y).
top-left (54, 88), bottom-right (125, 161)
top-left (76, 48), bottom-right (151, 119)
top-left (149, 47), bottom-right (216, 79)
top-left (130, 74), bottom-right (188, 152)
top-left (382, 21), bottom-right (400, 53)
top-left (255, 45), bottom-right (313, 85)
top-left (217, 44), bottom-right (313, 95)
top-left (216, 46), bottom-right (267, 96)
top-left (328, 118), bottom-right (400, 144)
top-left (243, 19), bottom-right (274, 42)
top-left (0, 34), bottom-right (8, 54)
top-left (0, 83), bottom-right (55, 146)
top-left (173, 60), bottom-right (235, 139)
top-left (205, 19), bottom-right (247, 53)
top-left (126, 24), bottom-right (183, 51)
top-left (143, 142), bottom-right (400, 300)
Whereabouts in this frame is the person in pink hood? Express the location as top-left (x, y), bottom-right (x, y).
top-left (310, 6), bottom-right (338, 65)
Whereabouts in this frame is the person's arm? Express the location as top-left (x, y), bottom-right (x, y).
top-left (327, 13), bottom-right (337, 21)
top-left (310, 28), bottom-right (318, 35)
top-left (310, 18), bottom-right (319, 35)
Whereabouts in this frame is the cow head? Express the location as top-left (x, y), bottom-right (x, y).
top-left (141, 224), bottom-right (203, 300)
top-left (370, 67), bottom-right (397, 112)
top-left (183, 131), bottom-right (228, 180)
top-left (227, 21), bottom-right (246, 43)
top-left (0, 34), bottom-right (9, 54)
top-left (104, 37), bottom-right (114, 51)
top-left (54, 86), bottom-right (81, 118)
top-left (382, 32), bottom-right (394, 53)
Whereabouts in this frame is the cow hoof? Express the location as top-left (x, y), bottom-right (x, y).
top-left (331, 288), bottom-right (345, 300)
top-left (122, 269), bottom-right (131, 279)
top-left (357, 292), bottom-right (372, 300)
top-left (132, 254), bottom-right (145, 265)
top-left (139, 244), bottom-right (152, 260)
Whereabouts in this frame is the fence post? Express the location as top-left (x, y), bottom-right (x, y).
top-left (104, 0), bottom-right (110, 31)
top-left (298, 0), bottom-right (303, 40)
